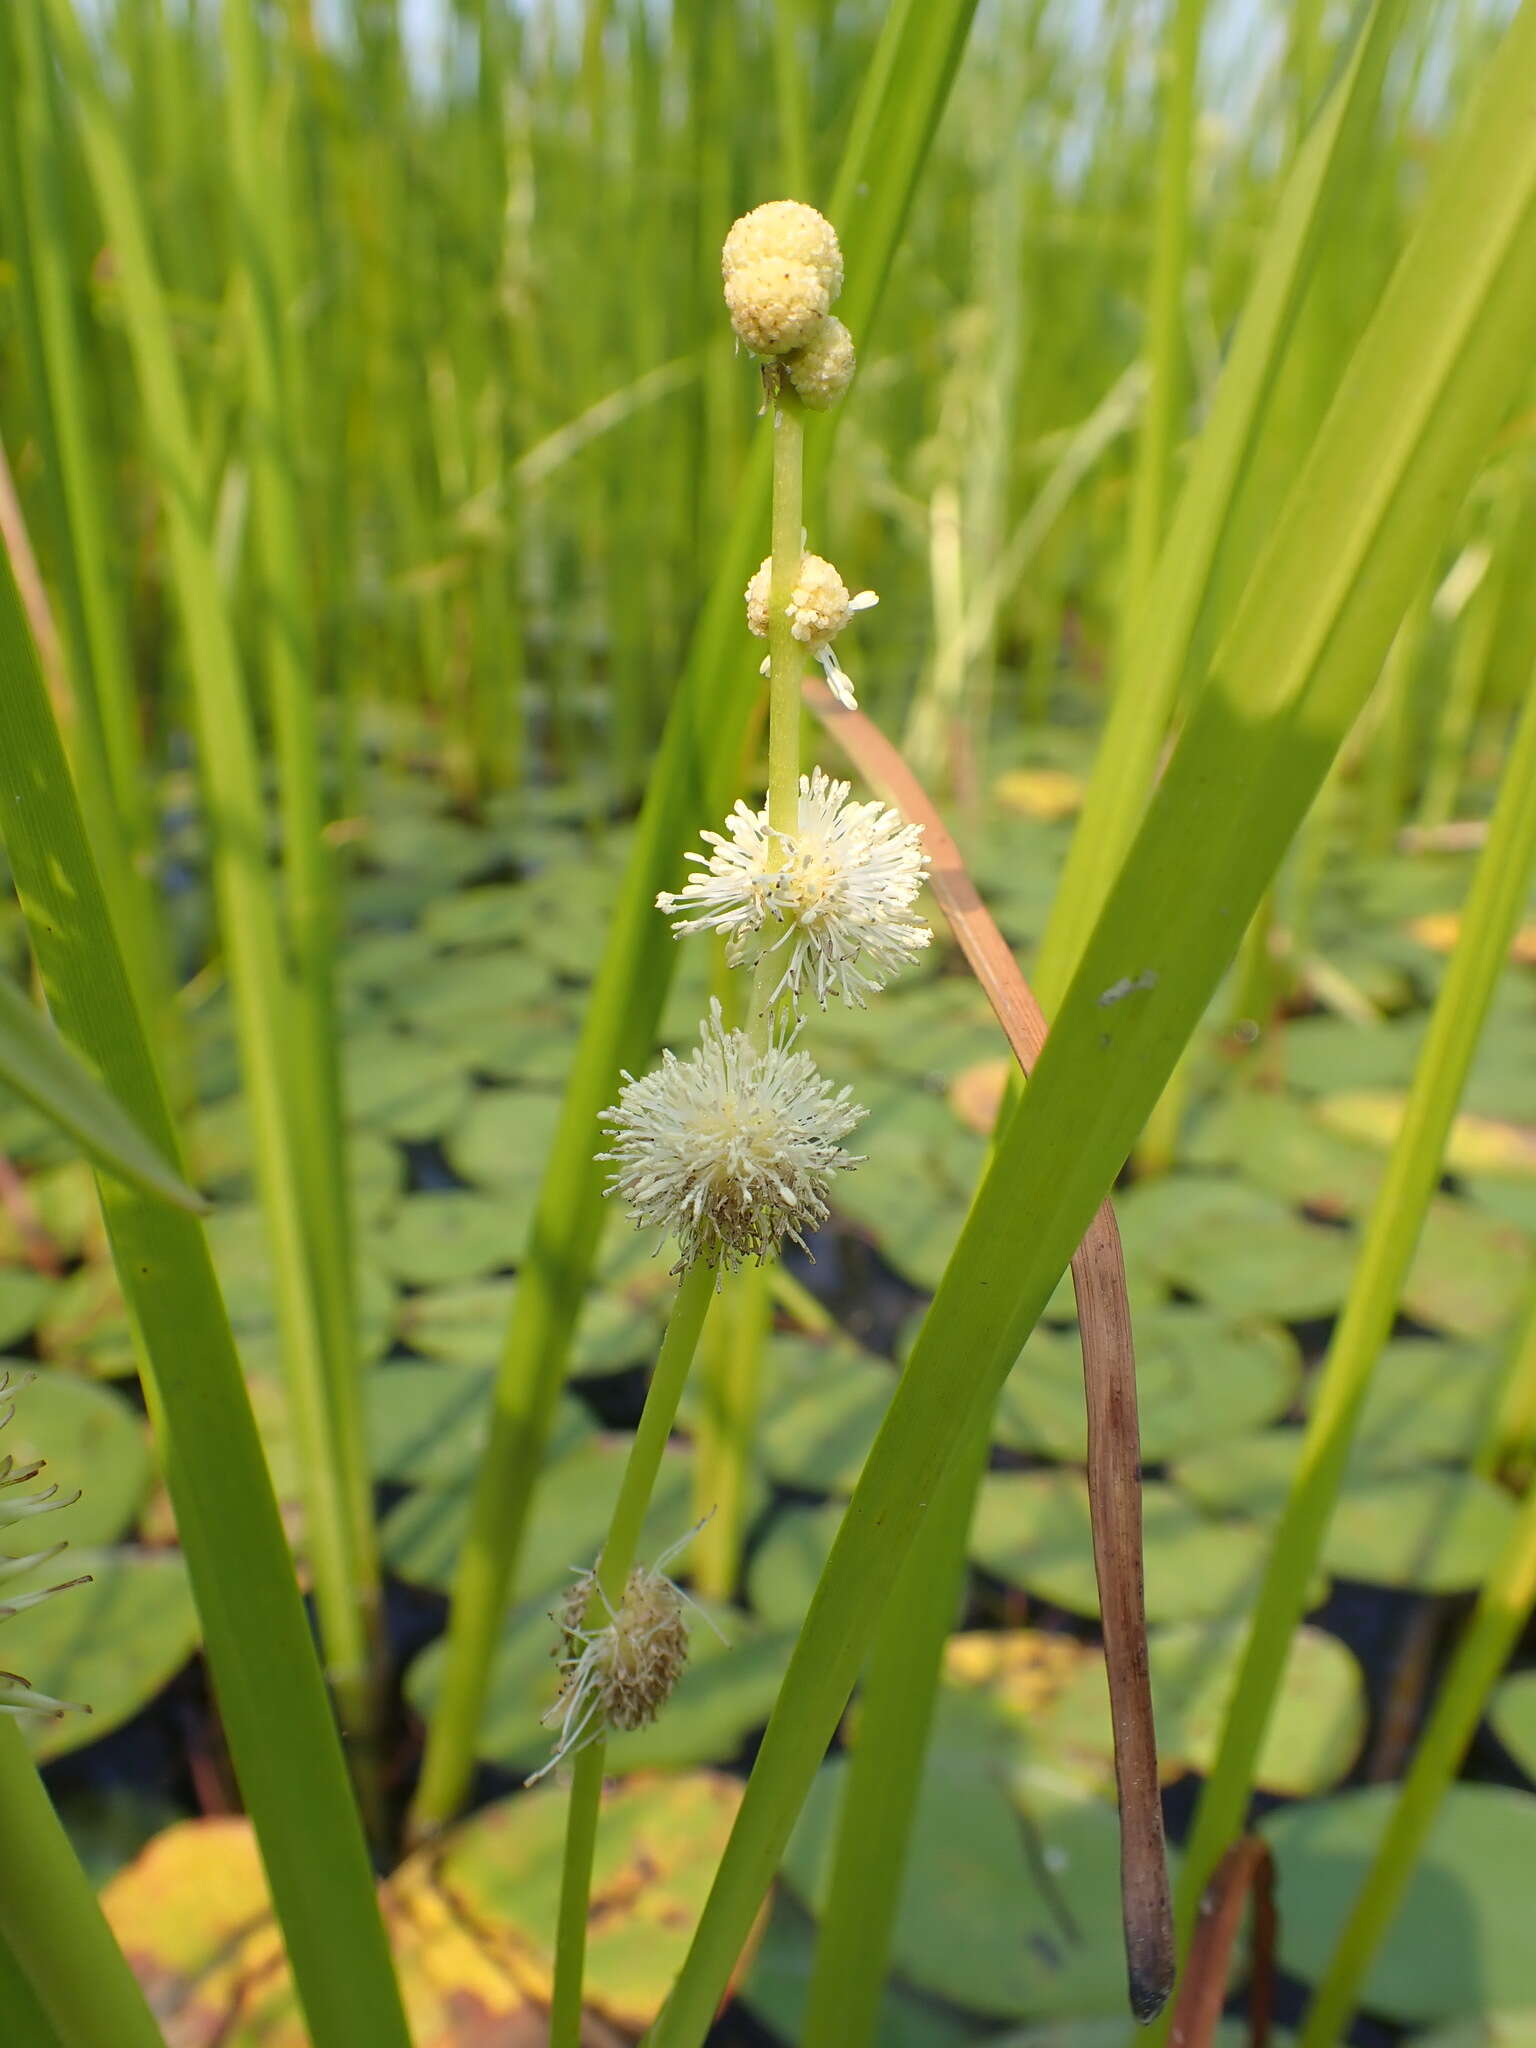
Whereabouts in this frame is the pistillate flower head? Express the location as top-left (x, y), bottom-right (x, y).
top-left (658, 770), bottom-right (931, 1011)
top-left (784, 316), bottom-right (856, 410)
top-left (530, 1553), bottom-right (697, 1782)
top-left (745, 553), bottom-right (878, 710)
top-left (722, 200), bottom-right (843, 357)
top-left (0, 1372), bottom-right (88, 1721)
top-left (598, 999), bottom-right (864, 1270)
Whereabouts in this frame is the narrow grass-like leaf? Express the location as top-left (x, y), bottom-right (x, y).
top-left (1179, 650), bottom-right (1536, 1977)
top-left (410, 0), bottom-right (982, 1838)
top-left (0, 976), bottom-right (204, 1213)
top-left (0, 551), bottom-right (412, 2048)
top-left (40, 0), bottom-right (380, 1739)
top-left (1031, 0), bottom-right (1404, 1011)
top-left (0, 1721), bottom-right (165, 2048)
top-left (646, 11), bottom-right (1536, 2035)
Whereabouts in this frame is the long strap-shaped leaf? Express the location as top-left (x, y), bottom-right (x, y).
top-left (0, 563), bottom-right (412, 2048)
top-left (0, 976), bottom-right (204, 1214)
top-left (645, 9), bottom-right (1536, 2039)
top-left (410, 0), bottom-right (982, 1839)
top-left (1031, 0), bottom-right (1403, 1009)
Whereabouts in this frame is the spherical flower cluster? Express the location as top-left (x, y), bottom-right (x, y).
top-left (722, 200), bottom-right (843, 357)
top-left (784, 317), bottom-right (856, 410)
top-left (0, 1372), bottom-right (87, 1721)
top-left (658, 770), bottom-right (931, 1010)
top-left (745, 553), bottom-right (878, 709)
top-left (530, 1560), bottom-right (692, 1781)
top-left (598, 999), bottom-right (864, 1270)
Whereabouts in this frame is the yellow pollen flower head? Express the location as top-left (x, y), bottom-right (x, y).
top-left (722, 200), bottom-right (843, 357)
top-left (785, 316), bottom-right (856, 410)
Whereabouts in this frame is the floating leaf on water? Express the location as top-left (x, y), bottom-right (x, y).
top-left (0, 1267), bottom-right (55, 1351)
top-left (367, 1362), bottom-right (592, 1487)
top-left (345, 1031), bottom-right (474, 1141)
top-left (1317, 1090), bottom-right (1536, 1180)
top-left (969, 1471), bottom-right (1313, 1626)
top-left (0, 1368), bottom-right (151, 1550)
top-left (1263, 1784), bottom-right (1536, 2021)
top-left (1405, 1197), bottom-right (1532, 1338)
top-left (9, 1549), bottom-right (200, 1763)
top-left (369, 1189), bottom-right (521, 1287)
top-left (1490, 1671), bottom-right (1536, 1785)
top-left (1322, 1469), bottom-right (1516, 1591)
top-left (783, 1751), bottom-right (1139, 2020)
top-left (444, 1086), bottom-right (562, 1194)
top-left (1187, 1090), bottom-right (1385, 1217)
top-left (746, 1500), bottom-right (846, 1629)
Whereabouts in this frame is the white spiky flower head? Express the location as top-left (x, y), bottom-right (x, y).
top-left (0, 1372), bottom-right (89, 1721)
top-left (784, 316), bottom-right (856, 410)
top-left (598, 999), bottom-right (864, 1270)
top-left (722, 200), bottom-right (843, 357)
top-left (658, 770), bottom-right (931, 1011)
top-left (745, 553), bottom-right (878, 709)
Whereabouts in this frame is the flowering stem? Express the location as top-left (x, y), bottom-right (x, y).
top-left (0, 1719), bottom-right (166, 2048)
top-left (766, 389), bottom-right (805, 839)
top-left (548, 1253), bottom-right (716, 2047)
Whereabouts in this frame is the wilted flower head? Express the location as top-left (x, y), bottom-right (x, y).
top-left (530, 1551), bottom-right (700, 1782)
top-left (722, 200), bottom-right (843, 357)
top-left (658, 770), bottom-right (931, 1010)
top-left (0, 1372), bottom-right (88, 1721)
top-left (598, 999), bottom-right (864, 1270)
top-left (784, 316), bottom-right (856, 410)
top-left (745, 553), bottom-right (878, 710)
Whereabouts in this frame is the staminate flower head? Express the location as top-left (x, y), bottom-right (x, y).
top-left (784, 316), bottom-right (856, 410)
top-left (0, 1372), bottom-right (88, 1721)
top-left (722, 200), bottom-right (843, 357)
top-left (745, 553), bottom-right (878, 710)
top-left (658, 770), bottom-right (931, 1010)
top-left (598, 999), bottom-right (864, 1270)
top-left (530, 1555), bottom-right (695, 1782)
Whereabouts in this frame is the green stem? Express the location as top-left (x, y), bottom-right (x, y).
top-left (548, 1737), bottom-right (609, 2048)
top-left (1299, 1289), bottom-right (1536, 2046)
top-left (690, 1258), bottom-right (768, 1603)
top-left (0, 1721), bottom-right (165, 2048)
top-left (549, 1256), bottom-right (716, 2046)
top-left (766, 391), bottom-right (806, 840)
top-left (1172, 660), bottom-right (1536, 1960)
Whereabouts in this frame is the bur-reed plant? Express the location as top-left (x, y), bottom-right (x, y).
top-left (644, 3), bottom-right (1536, 2035)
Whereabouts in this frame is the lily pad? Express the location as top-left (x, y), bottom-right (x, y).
top-left (1405, 1197), bottom-right (1531, 1338)
top-left (747, 1501), bottom-right (845, 1628)
top-left (739, 1895), bottom-right (979, 2048)
top-left (390, 948), bottom-right (554, 1031)
top-left (0, 1368), bottom-right (151, 1550)
top-left (366, 1362), bottom-right (592, 1487)
top-left (1044, 1617), bottom-right (1365, 1796)
top-left (970, 1471), bottom-right (1306, 1625)
top-left (0, 1159), bottom-right (105, 1264)
top-left (1132, 1183), bottom-right (1360, 1320)
top-left (413, 1771), bottom-right (748, 2034)
top-left (345, 1030), bottom-right (473, 1141)
top-left (1490, 1671), bottom-right (1536, 1783)
top-left (36, 1262), bottom-right (138, 1377)
top-left (405, 1594), bottom-right (793, 1775)
top-left (370, 1189), bottom-right (520, 1287)
top-left (10, 1549), bottom-right (200, 1762)
top-left (1187, 1090), bottom-right (1386, 1217)
top-left (396, 1276), bottom-right (517, 1366)
top-left (420, 885), bottom-right (532, 949)
top-left (783, 1750), bottom-right (1136, 2020)
top-left (1303, 1337), bottom-right (1506, 1468)
top-left (0, 1267), bottom-right (54, 1350)
top-left (1321, 1470), bottom-right (1516, 1590)
top-left (995, 1306), bottom-right (1299, 1465)
top-left (755, 1339), bottom-right (895, 1494)
top-left (1263, 1784), bottom-right (1536, 2021)
top-left (1319, 1090), bottom-right (1536, 1180)
top-left (443, 1086), bottom-right (562, 1194)
top-left (381, 1434), bottom-right (712, 1597)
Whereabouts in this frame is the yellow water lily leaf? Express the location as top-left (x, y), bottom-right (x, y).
top-left (948, 1056), bottom-right (1012, 1134)
top-left (1317, 1090), bottom-right (1536, 1179)
top-left (993, 766), bottom-right (1085, 821)
top-left (1408, 911), bottom-right (1536, 965)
